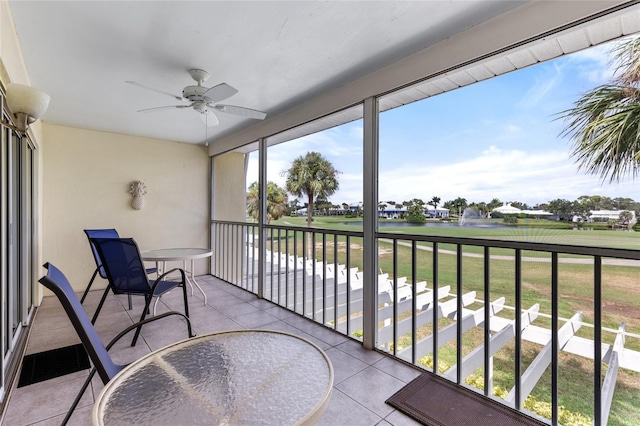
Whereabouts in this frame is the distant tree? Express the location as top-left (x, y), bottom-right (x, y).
top-left (510, 201), bottom-right (529, 210)
top-left (448, 197), bottom-right (468, 217)
top-left (405, 198), bottom-right (426, 224)
top-left (619, 210), bottom-right (635, 228)
top-left (548, 198), bottom-right (574, 221)
top-left (572, 200), bottom-right (592, 222)
top-left (246, 181), bottom-right (288, 224)
top-left (612, 197), bottom-right (636, 211)
top-left (476, 202), bottom-right (488, 217)
top-left (285, 152), bottom-right (340, 227)
top-left (289, 198), bottom-right (302, 215)
top-left (487, 198), bottom-right (502, 212)
top-left (378, 202), bottom-right (388, 215)
top-left (558, 36), bottom-right (640, 182)
top-left (315, 195), bottom-right (333, 216)
top-left (428, 196), bottom-right (441, 216)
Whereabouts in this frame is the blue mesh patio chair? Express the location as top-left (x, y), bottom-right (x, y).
top-left (90, 237), bottom-right (191, 346)
top-left (82, 229), bottom-right (157, 311)
top-left (39, 262), bottom-right (193, 425)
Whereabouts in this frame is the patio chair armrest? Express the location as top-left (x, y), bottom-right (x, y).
top-left (149, 267), bottom-right (187, 293)
top-left (104, 311), bottom-right (194, 351)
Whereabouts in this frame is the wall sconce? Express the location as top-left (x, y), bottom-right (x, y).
top-left (129, 181), bottom-right (147, 210)
top-left (1, 83), bottom-right (50, 133)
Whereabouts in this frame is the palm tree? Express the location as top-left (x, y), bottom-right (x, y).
top-left (428, 196), bottom-right (441, 217)
top-left (246, 181), bottom-right (288, 224)
top-left (559, 36), bottom-right (640, 182)
top-left (285, 152), bottom-right (340, 227)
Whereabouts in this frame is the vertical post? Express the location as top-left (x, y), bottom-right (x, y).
top-left (346, 235), bottom-right (352, 336)
top-left (293, 231), bottom-right (298, 312)
top-left (312, 232), bottom-right (317, 321)
top-left (322, 232), bottom-right (327, 324)
top-left (551, 252), bottom-right (559, 425)
top-left (362, 96), bottom-right (379, 350)
top-left (285, 229), bottom-right (290, 309)
top-left (412, 240), bottom-right (418, 364)
top-left (432, 242), bottom-right (439, 374)
top-left (515, 249), bottom-right (522, 410)
top-left (484, 246), bottom-right (491, 396)
top-left (393, 239), bottom-right (398, 356)
top-left (456, 244), bottom-right (463, 384)
top-left (594, 256), bottom-right (602, 425)
top-left (257, 137), bottom-right (267, 299)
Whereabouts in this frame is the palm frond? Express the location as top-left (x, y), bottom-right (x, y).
top-left (558, 84), bottom-right (640, 182)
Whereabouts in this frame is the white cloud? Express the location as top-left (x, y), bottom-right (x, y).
top-left (250, 142), bottom-right (637, 207)
top-left (483, 145), bottom-right (501, 155)
top-left (378, 148), bottom-right (637, 205)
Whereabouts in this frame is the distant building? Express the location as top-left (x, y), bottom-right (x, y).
top-left (424, 205), bottom-right (450, 218)
top-left (379, 206), bottom-right (407, 219)
top-left (589, 210), bottom-right (637, 223)
top-left (490, 203), bottom-right (552, 218)
top-left (378, 205), bottom-right (449, 219)
top-left (491, 203), bottom-right (522, 215)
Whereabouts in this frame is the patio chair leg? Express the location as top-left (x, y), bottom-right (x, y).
top-left (127, 294), bottom-right (132, 310)
top-left (80, 267), bottom-right (100, 304)
top-left (91, 285), bottom-right (111, 324)
top-left (152, 296), bottom-right (160, 316)
top-left (182, 282), bottom-right (194, 337)
top-left (131, 295), bottom-right (151, 346)
top-left (62, 367), bottom-right (97, 426)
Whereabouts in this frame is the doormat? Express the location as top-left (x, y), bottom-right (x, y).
top-left (18, 344), bottom-right (90, 387)
top-left (386, 372), bottom-right (547, 426)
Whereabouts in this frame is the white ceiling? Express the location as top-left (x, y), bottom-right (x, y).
top-left (7, 0), bottom-right (525, 146)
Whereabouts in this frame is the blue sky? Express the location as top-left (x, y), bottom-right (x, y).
top-left (248, 40), bottom-right (638, 207)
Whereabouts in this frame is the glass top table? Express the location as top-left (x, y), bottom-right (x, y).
top-left (141, 248), bottom-right (212, 305)
top-left (93, 330), bottom-right (334, 425)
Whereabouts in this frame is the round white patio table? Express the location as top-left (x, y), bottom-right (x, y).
top-left (141, 248), bottom-right (212, 305)
top-left (92, 330), bottom-right (334, 425)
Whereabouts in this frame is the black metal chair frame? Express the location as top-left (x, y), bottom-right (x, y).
top-left (82, 229), bottom-right (157, 312)
top-left (90, 237), bottom-right (191, 346)
top-left (39, 262), bottom-right (194, 425)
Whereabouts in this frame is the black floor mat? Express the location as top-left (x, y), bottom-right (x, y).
top-left (18, 344), bottom-right (90, 387)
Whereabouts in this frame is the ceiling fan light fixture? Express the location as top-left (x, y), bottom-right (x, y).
top-left (126, 69), bottom-right (266, 130)
top-left (192, 101), bottom-right (207, 113)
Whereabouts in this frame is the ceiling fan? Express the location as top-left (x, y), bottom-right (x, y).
top-left (126, 69), bottom-right (267, 126)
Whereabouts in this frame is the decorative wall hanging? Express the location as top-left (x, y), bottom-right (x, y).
top-left (129, 181), bottom-right (147, 210)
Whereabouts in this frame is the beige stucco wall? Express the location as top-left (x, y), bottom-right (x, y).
top-left (42, 123), bottom-right (211, 292)
top-left (212, 152), bottom-right (247, 283)
top-left (213, 152), bottom-right (246, 221)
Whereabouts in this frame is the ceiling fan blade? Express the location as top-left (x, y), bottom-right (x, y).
top-left (214, 104), bottom-right (267, 120)
top-left (201, 110), bottom-right (219, 127)
top-left (137, 105), bottom-right (191, 113)
top-left (126, 81), bottom-right (186, 102)
top-left (203, 83), bottom-right (238, 103)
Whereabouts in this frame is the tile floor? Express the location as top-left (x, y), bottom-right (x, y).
top-left (2, 275), bottom-right (423, 425)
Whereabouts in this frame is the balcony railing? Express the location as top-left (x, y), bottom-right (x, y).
top-left (211, 220), bottom-right (640, 425)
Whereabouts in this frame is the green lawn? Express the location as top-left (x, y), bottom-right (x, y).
top-left (275, 215), bottom-right (640, 248)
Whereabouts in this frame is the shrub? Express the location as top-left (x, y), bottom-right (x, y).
top-left (503, 216), bottom-right (518, 224)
